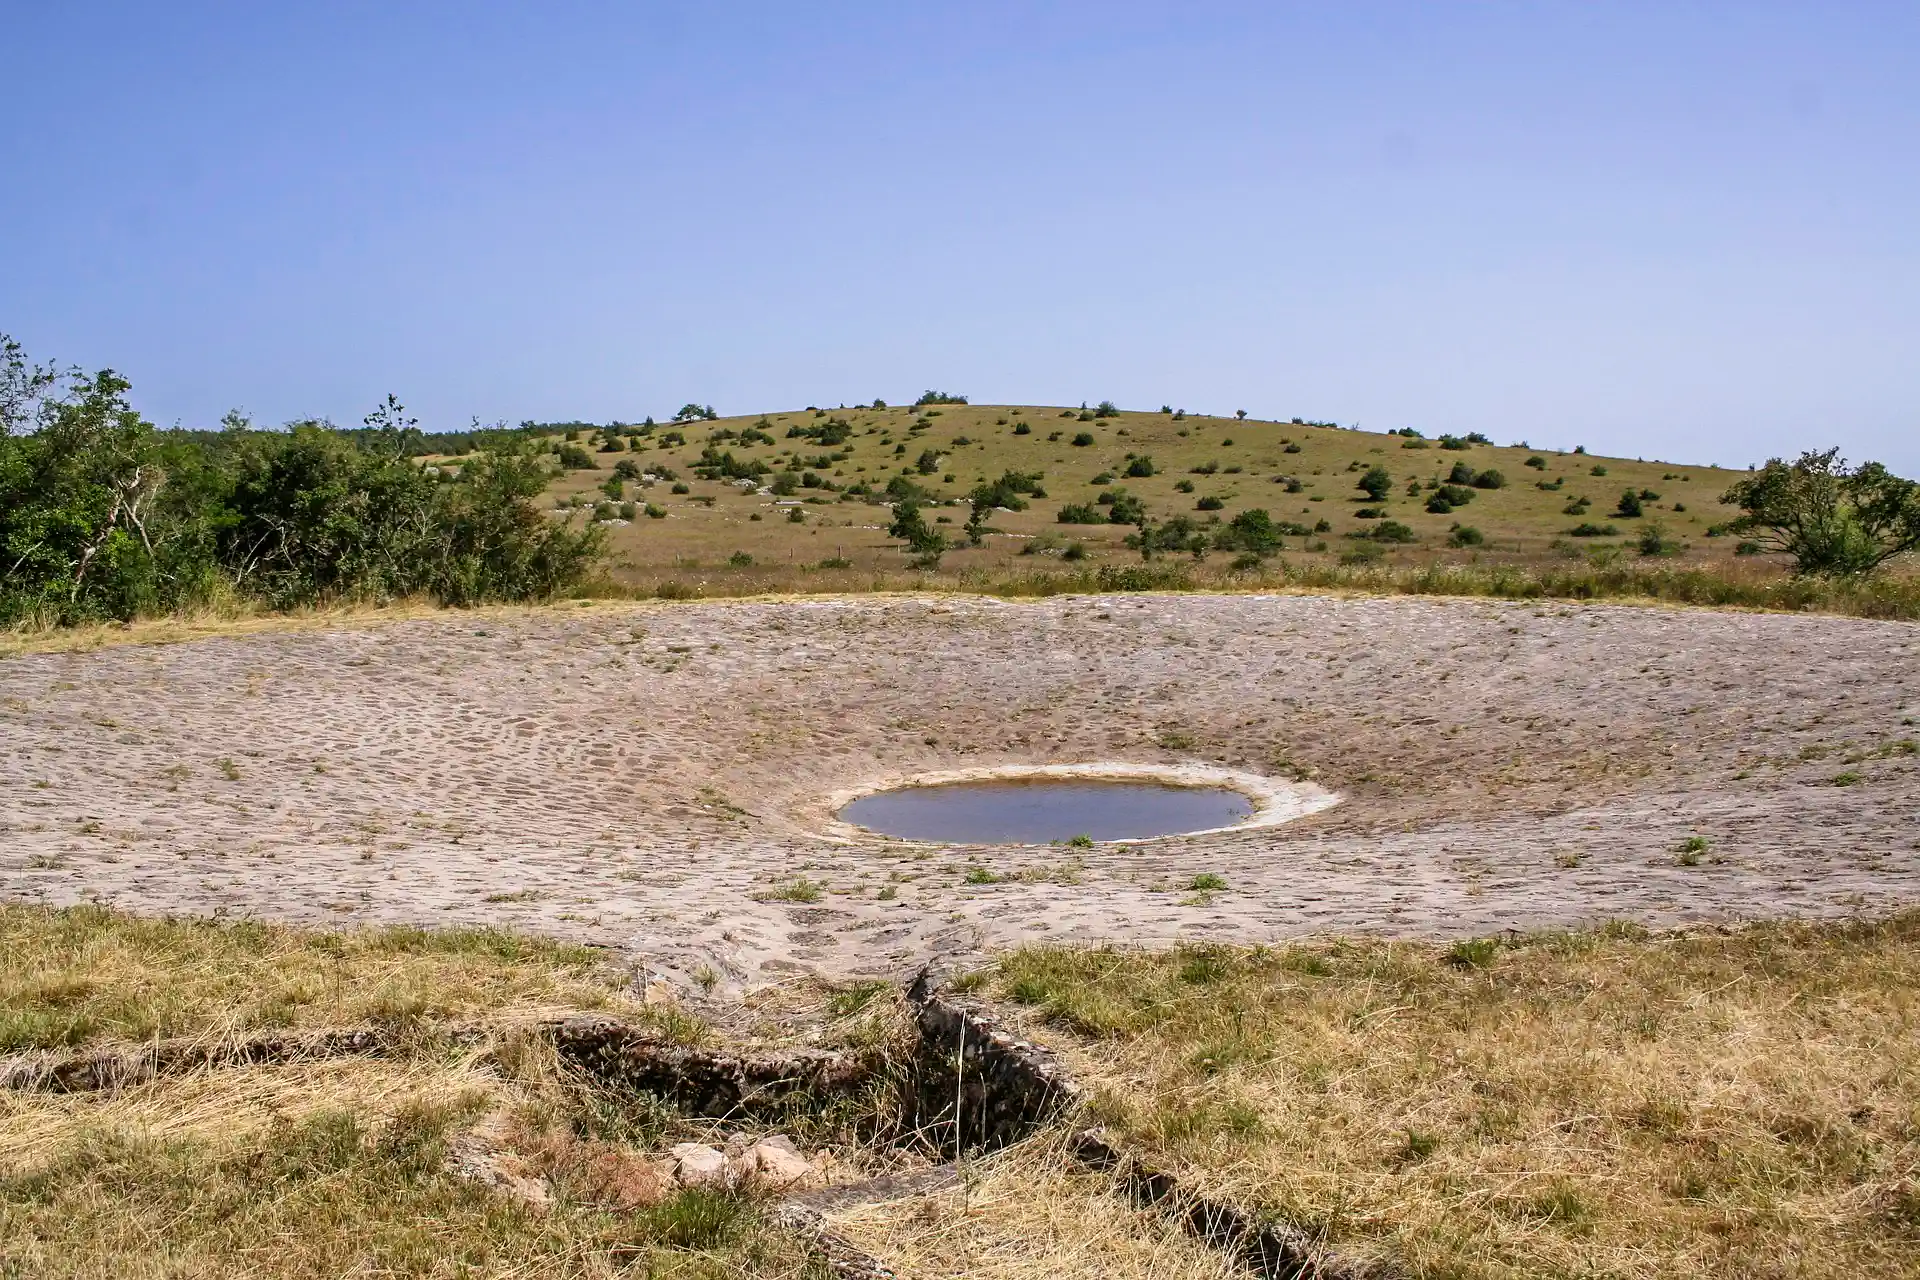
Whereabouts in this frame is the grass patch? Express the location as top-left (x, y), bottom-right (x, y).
top-left (0, 908), bottom-right (814, 1277)
top-left (763, 877), bottom-right (824, 903)
top-left (987, 914), bottom-right (1920, 1278)
top-left (0, 905), bottom-right (658, 1054)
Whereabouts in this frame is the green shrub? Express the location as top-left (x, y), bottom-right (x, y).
top-left (1196, 495), bottom-right (1225, 511)
top-left (1368, 520), bottom-right (1416, 543)
top-left (1070, 432), bottom-right (1095, 447)
top-left (1447, 524), bottom-right (1484, 547)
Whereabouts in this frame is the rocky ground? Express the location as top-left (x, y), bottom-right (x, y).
top-left (4, 594), bottom-right (1917, 993)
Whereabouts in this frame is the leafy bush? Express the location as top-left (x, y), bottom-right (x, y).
top-left (1105, 490), bottom-right (1148, 525)
top-left (1637, 524), bottom-right (1679, 557)
top-left (1094, 400), bottom-right (1120, 418)
top-left (1196, 495), bottom-right (1225, 511)
top-left (1356, 465), bottom-right (1392, 501)
top-left (1057, 503), bottom-right (1104, 524)
top-left (1447, 461), bottom-right (1477, 485)
top-left (1212, 509), bottom-right (1286, 558)
top-left (1525, 456), bottom-right (1547, 469)
top-left (1369, 519), bottom-right (1416, 543)
top-left (1070, 432), bottom-right (1095, 447)
top-left (671, 403), bottom-right (718, 422)
top-left (1722, 447), bottom-right (1920, 576)
top-left (914, 390), bottom-right (968, 405)
top-left (1123, 455), bottom-right (1156, 478)
top-left (1447, 524), bottom-right (1484, 547)
top-left (556, 444), bottom-right (597, 470)
top-left (1614, 489), bottom-right (1644, 518)
top-left (1569, 522), bottom-right (1619, 537)
top-left (1471, 468), bottom-right (1505, 489)
top-left (0, 354), bottom-right (608, 624)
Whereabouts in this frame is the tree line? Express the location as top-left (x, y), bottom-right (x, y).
top-left (0, 336), bottom-right (605, 626)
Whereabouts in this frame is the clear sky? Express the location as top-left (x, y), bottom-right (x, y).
top-left (3, 2), bottom-right (1915, 471)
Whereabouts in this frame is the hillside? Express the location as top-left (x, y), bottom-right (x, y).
top-left (508, 402), bottom-right (1761, 589)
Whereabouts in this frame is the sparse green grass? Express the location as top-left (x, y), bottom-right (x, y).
top-left (0, 905), bottom-right (657, 1053)
top-left (986, 915), bottom-right (1920, 1279)
top-left (763, 877), bottom-right (824, 903)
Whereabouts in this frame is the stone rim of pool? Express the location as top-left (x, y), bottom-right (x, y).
top-left (821, 762), bottom-right (1340, 845)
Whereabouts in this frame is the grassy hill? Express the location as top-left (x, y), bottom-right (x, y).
top-left (504, 402), bottom-right (1764, 592)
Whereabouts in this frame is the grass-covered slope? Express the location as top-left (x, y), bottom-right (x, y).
top-left (520, 403), bottom-right (1765, 585)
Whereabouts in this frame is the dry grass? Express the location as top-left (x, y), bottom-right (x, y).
top-left (0, 907), bottom-right (815, 1277)
top-left (984, 914), bottom-right (1920, 1280)
top-left (827, 1134), bottom-right (1235, 1280)
top-left (0, 1058), bottom-right (813, 1278)
top-left (0, 904), bottom-right (679, 1053)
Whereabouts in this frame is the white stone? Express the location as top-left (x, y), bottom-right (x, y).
top-left (671, 1142), bottom-right (731, 1188)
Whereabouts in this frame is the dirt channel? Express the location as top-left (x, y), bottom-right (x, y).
top-left (4, 594), bottom-right (1917, 993)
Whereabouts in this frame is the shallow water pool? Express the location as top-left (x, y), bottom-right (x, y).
top-left (837, 778), bottom-right (1254, 843)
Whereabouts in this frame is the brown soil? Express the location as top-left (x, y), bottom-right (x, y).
top-left (4, 594), bottom-right (1916, 993)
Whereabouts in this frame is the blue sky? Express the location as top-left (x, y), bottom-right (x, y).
top-left (3, 2), bottom-right (1916, 471)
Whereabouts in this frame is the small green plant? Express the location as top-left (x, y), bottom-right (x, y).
top-left (1066, 834), bottom-right (1094, 848)
top-left (215, 757), bottom-right (241, 781)
top-left (1830, 770), bottom-right (1863, 787)
top-left (963, 866), bottom-right (1004, 884)
top-left (1070, 432), bottom-right (1095, 446)
top-left (727, 551), bottom-right (753, 566)
top-left (1188, 873), bottom-right (1228, 891)
top-left (767, 877), bottom-right (823, 903)
top-left (1445, 937), bottom-right (1501, 968)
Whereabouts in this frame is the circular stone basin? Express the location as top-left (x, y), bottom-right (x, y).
top-left (837, 778), bottom-right (1255, 844)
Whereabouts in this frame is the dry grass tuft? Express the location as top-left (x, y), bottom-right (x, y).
top-left (988, 914), bottom-right (1920, 1279)
top-left (828, 1134), bottom-right (1237, 1279)
top-left (0, 904), bottom-right (671, 1053)
top-left (0, 909), bottom-right (811, 1277)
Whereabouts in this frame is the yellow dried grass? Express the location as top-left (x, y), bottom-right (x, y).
top-left (987, 915), bottom-right (1920, 1279)
top-left (828, 1135), bottom-right (1236, 1280)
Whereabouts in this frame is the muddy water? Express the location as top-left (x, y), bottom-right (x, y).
top-left (837, 779), bottom-right (1253, 843)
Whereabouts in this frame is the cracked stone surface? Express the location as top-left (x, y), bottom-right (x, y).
top-left (4, 594), bottom-right (1917, 993)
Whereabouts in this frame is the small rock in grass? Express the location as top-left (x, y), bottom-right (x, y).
top-left (671, 1142), bottom-right (731, 1187)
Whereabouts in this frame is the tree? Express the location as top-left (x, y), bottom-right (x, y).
top-left (1722, 448), bottom-right (1920, 576)
top-left (887, 498), bottom-right (947, 568)
top-left (2, 333), bottom-right (65, 436)
top-left (673, 403), bottom-right (717, 422)
top-left (1357, 465), bottom-right (1392, 502)
top-left (0, 369), bottom-right (164, 621)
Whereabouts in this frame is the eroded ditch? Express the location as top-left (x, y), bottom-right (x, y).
top-left (3, 973), bottom-right (1378, 1279)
